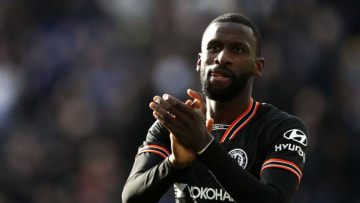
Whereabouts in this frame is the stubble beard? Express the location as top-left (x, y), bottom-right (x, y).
top-left (201, 68), bottom-right (251, 102)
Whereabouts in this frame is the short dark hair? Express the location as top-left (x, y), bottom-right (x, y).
top-left (206, 13), bottom-right (262, 57)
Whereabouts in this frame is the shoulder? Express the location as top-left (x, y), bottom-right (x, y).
top-left (257, 102), bottom-right (307, 129)
top-left (146, 120), bottom-right (170, 144)
top-left (256, 102), bottom-right (308, 146)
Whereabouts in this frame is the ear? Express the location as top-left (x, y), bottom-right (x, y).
top-left (252, 57), bottom-right (264, 77)
top-left (196, 53), bottom-right (202, 72)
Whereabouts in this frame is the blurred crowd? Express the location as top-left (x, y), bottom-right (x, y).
top-left (0, 0), bottom-right (359, 202)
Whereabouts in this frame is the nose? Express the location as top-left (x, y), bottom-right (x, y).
top-left (215, 49), bottom-right (233, 65)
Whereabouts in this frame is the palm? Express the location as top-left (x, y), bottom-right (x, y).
top-left (170, 134), bottom-right (195, 168)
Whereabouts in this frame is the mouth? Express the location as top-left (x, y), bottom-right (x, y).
top-left (208, 68), bottom-right (233, 88)
top-left (209, 68), bottom-right (232, 80)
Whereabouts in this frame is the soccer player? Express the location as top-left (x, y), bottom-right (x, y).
top-left (122, 13), bottom-right (308, 203)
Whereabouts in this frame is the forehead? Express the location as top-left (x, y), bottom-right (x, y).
top-left (201, 22), bottom-right (256, 48)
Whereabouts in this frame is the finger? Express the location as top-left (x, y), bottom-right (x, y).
top-left (150, 102), bottom-right (176, 123)
top-left (186, 97), bottom-right (200, 109)
top-left (150, 100), bottom-right (188, 137)
top-left (152, 94), bottom-right (182, 116)
top-left (153, 95), bottom-right (173, 112)
top-left (187, 89), bottom-right (205, 105)
top-left (152, 111), bottom-right (166, 125)
top-left (185, 99), bottom-right (192, 106)
top-left (191, 99), bottom-right (201, 108)
top-left (153, 111), bottom-right (176, 135)
top-left (187, 89), bottom-right (206, 113)
top-left (187, 89), bottom-right (204, 105)
top-left (163, 94), bottom-right (191, 112)
top-left (206, 118), bottom-right (214, 133)
top-left (153, 95), bottom-right (184, 119)
top-left (187, 89), bottom-right (203, 101)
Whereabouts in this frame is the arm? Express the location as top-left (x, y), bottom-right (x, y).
top-left (122, 153), bottom-right (183, 203)
top-left (121, 121), bottom-right (185, 203)
top-left (198, 139), bottom-right (299, 203)
top-left (123, 90), bottom-right (211, 203)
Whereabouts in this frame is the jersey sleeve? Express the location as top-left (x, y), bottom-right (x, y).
top-left (122, 121), bottom-right (184, 203)
top-left (136, 120), bottom-right (172, 160)
top-left (261, 116), bottom-right (308, 187)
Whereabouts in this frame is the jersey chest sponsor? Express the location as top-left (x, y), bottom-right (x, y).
top-left (175, 183), bottom-right (234, 202)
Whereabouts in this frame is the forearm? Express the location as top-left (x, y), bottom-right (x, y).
top-left (198, 140), bottom-right (289, 203)
top-left (122, 155), bottom-right (183, 203)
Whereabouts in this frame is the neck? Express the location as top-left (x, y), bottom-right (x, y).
top-left (206, 85), bottom-right (252, 125)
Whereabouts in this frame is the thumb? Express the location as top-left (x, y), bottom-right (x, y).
top-left (187, 89), bottom-right (206, 113)
top-left (206, 118), bottom-right (214, 133)
top-left (187, 89), bottom-right (203, 101)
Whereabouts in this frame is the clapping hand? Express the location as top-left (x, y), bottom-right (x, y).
top-left (149, 89), bottom-right (213, 168)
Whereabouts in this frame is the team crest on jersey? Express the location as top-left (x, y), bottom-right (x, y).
top-left (228, 148), bottom-right (248, 169)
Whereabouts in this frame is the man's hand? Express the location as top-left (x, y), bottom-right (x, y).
top-left (149, 89), bottom-right (213, 152)
top-left (185, 89), bottom-right (214, 135)
top-left (168, 134), bottom-right (196, 169)
top-left (167, 93), bottom-right (213, 168)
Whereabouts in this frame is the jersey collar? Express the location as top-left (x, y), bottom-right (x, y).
top-left (219, 98), bottom-right (259, 143)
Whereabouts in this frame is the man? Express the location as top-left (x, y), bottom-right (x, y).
top-left (122, 13), bottom-right (308, 203)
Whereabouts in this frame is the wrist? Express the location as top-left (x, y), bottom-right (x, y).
top-left (168, 154), bottom-right (189, 169)
top-left (197, 135), bottom-right (214, 155)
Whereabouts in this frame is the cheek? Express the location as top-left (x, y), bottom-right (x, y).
top-left (199, 66), bottom-right (207, 78)
top-left (205, 56), bottom-right (215, 65)
top-left (198, 64), bottom-right (208, 82)
top-left (201, 53), bottom-right (214, 65)
top-left (199, 59), bottom-right (208, 72)
top-left (236, 59), bottom-right (254, 73)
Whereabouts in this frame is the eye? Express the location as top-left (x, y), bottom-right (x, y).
top-left (232, 43), bottom-right (250, 55)
top-left (207, 44), bottom-right (221, 52)
top-left (233, 47), bottom-right (244, 54)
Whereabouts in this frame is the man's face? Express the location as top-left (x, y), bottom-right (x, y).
top-left (198, 22), bottom-right (258, 101)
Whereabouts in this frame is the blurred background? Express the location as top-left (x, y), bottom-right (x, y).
top-left (0, 0), bottom-right (359, 202)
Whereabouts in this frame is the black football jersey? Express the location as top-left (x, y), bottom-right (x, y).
top-left (123, 99), bottom-right (308, 203)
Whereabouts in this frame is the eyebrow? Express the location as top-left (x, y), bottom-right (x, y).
top-left (206, 39), bottom-right (251, 48)
top-left (206, 39), bottom-right (220, 46)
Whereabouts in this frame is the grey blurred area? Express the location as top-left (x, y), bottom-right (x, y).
top-left (0, 0), bottom-right (359, 202)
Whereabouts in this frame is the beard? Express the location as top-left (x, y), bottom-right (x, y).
top-left (201, 67), bottom-right (251, 102)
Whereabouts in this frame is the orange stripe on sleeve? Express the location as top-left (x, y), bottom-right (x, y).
top-left (262, 158), bottom-right (302, 177)
top-left (261, 158), bottom-right (303, 188)
top-left (260, 164), bottom-right (301, 184)
top-left (136, 150), bottom-right (168, 159)
top-left (145, 145), bottom-right (170, 155)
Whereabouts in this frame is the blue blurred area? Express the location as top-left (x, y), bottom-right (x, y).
top-left (0, 0), bottom-right (359, 202)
